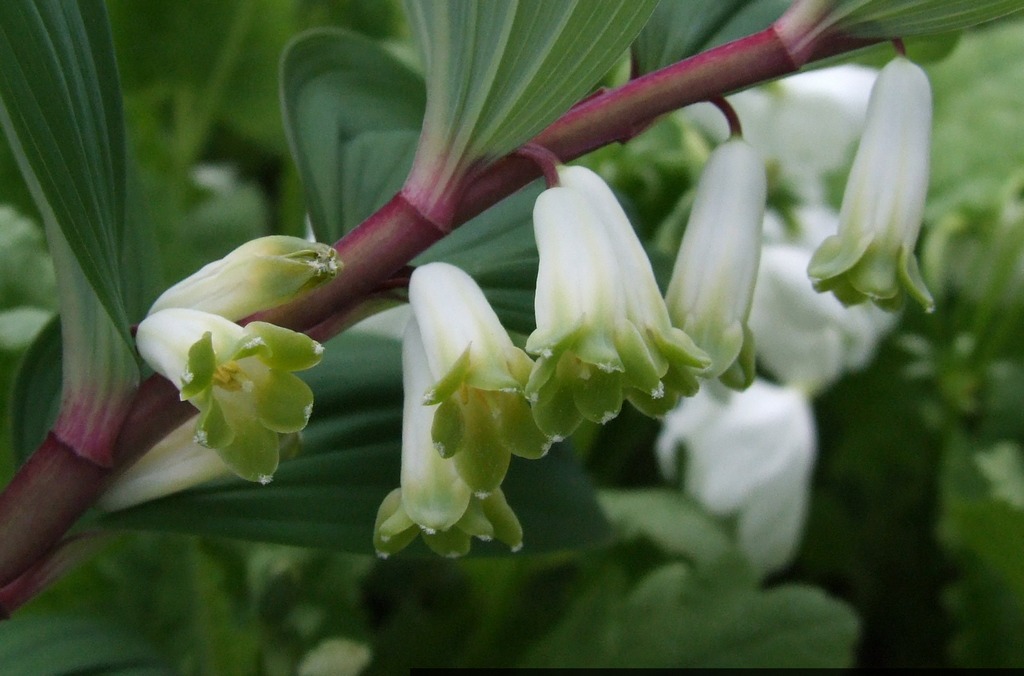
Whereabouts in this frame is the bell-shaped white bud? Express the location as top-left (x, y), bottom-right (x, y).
top-left (808, 56), bottom-right (934, 311)
top-left (666, 138), bottom-right (767, 388)
top-left (149, 235), bottom-right (339, 321)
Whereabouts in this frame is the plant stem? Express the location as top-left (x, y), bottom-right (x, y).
top-left (0, 22), bottom-right (877, 608)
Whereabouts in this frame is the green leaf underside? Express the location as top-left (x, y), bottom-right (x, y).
top-left (0, 0), bottom-right (133, 345)
top-left (100, 332), bottom-right (610, 556)
top-left (0, 614), bottom-right (173, 674)
top-left (8, 316), bottom-right (62, 465)
top-left (280, 28), bottom-right (426, 242)
top-left (834, 0), bottom-right (1024, 38)
top-left (632, 0), bottom-right (790, 75)
top-left (406, 0), bottom-right (659, 179)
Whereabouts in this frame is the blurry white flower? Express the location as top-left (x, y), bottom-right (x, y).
top-left (656, 380), bottom-right (816, 575)
top-left (751, 207), bottom-right (896, 394)
top-left (686, 65), bottom-right (876, 205)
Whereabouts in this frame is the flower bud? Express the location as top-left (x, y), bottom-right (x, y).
top-left (808, 57), bottom-right (934, 311)
top-left (149, 235), bottom-right (339, 320)
top-left (666, 138), bottom-right (767, 389)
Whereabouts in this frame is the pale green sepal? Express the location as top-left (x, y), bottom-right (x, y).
top-left (373, 489), bottom-right (421, 557)
top-left (423, 345), bottom-right (472, 405)
top-left (182, 332), bottom-right (216, 399)
top-left (423, 528), bottom-right (472, 558)
top-left (807, 233), bottom-right (874, 282)
top-left (615, 323), bottom-right (665, 398)
top-left (718, 324), bottom-right (758, 391)
top-left (214, 422), bottom-right (279, 483)
top-left (246, 321), bottom-right (325, 371)
top-left (194, 393), bottom-right (233, 449)
top-left (531, 369), bottom-right (583, 440)
top-left (480, 489), bottom-right (524, 552)
top-left (899, 247), bottom-right (936, 312)
top-left (495, 395), bottom-right (551, 460)
top-left (255, 371), bottom-right (314, 433)
top-left (431, 397), bottom-right (465, 459)
top-left (572, 369), bottom-right (624, 425)
top-left (627, 388), bottom-right (681, 419)
top-left (453, 499), bottom-right (496, 541)
top-left (452, 396), bottom-right (512, 496)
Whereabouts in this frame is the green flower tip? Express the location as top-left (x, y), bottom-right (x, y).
top-left (136, 308), bottom-right (323, 482)
top-left (373, 487), bottom-right (524, 559)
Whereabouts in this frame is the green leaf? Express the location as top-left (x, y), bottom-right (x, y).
top-left (927, 18), bottom-right (1024, 218)
top-left (632, 0), bottom-right (790, 74)
top-left (0, 0), bottom-right (131, 344)
top-left (404, 0), bottom-right (659, 211)
top-left (830, 0), bottom-right (1024, 38)
top-left (0, 614), bottom-right (173, 675)
top-left (99, 332), bottom-right (610, 556)
top-left (522, 560), bottom-right (860, 667)
top-left (339, 130), bottom-right (541, 333)
top-left (280, 29), bottom-right (426, 241)
top-left (0, 0), bottom-right (143, 461)
top-left (948, 498), bottom-right (1024, 604)
top-left (8, 317), bottom-right (61, 466)
top-left (599, 489), bottom-right (733, 567)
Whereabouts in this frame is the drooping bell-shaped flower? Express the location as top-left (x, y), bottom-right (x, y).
top-left (526, 167), bottom-right (710, 437)
top-left (373, 317), bottom-right (524, 558)
top-left (149, 235), bottom-right (339, 321)
top-left (808, 56), bottom-right (934, 311)
top-left (409, 262), bottom-right (549, 497)
top-left (135, 308), bottom-right (323, 482)
top-left (666, 138), bottom-right (767, 389)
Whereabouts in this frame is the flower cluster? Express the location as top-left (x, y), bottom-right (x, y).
top-left (114, 236), bottom-right (336, 500)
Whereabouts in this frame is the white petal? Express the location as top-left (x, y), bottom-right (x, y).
top-left (136, 308), bottom-right (243, 388)
top-left (399, 318), bottom-right (473, 531)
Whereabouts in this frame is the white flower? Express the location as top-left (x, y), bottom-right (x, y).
top-left (408, 262), bottom-right (548, 496)
top-left (665, 138), bottom-right (767, 388)
top-left (149, 235), bottom-right (339, 321)
top-left (135, 308), bottom-right (322, 481)
top-left (808, 56), bottom-right (934, 311)
top-left (373, 317), bottom-right (524, 558)
top-left (656, 380), bottom-right (816, 575)
top-left (526, 166), bottom-right (709, 436)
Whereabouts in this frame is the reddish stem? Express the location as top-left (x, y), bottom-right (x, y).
top-left (0, 23), bottom-right (879, 608)
top-left (711, 97), bottom-right (743, 137)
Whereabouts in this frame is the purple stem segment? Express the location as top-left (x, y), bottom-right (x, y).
top-left (0, 23), bottom-right (879, 611)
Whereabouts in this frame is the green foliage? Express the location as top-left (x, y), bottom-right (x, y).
top-left (0, 614), bottom-right (173, 674)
